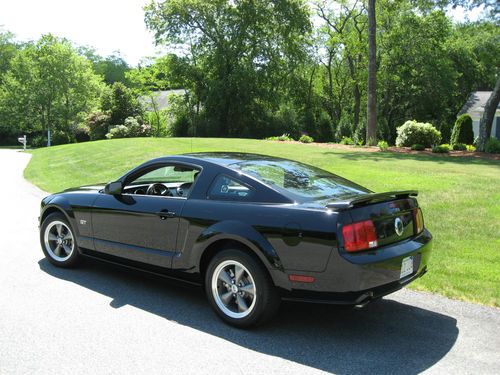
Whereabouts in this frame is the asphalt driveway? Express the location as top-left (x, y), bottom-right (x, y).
top-left (0, 149), bottom-right (499, 374)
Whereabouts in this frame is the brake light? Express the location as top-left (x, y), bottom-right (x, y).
top-left (342, 219), bottom-right (378, 252)
top-left (414, 208), bottom-right (424, 234)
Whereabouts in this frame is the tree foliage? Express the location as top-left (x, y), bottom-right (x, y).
top-left (0, 34), bottom-right (103, 143)
top-left (144, 0), bottom-right (312, 137)
top-left (79, 47), bottom-right (131, 85)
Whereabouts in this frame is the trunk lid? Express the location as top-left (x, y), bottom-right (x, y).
top-left (328, 191), bottom-right (419, 248)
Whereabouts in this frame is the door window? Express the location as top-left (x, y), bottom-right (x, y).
top-left (124, 164), bottom-right (200, 197)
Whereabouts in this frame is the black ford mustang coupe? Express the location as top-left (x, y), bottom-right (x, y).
top-left (39, 152), bottom-right (432, 327)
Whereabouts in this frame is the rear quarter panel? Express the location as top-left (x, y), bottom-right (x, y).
top-left (174, 199), bottom-right (339, 276)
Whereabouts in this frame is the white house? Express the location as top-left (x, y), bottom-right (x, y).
top-left (458, 91), bottom-right (500, 139)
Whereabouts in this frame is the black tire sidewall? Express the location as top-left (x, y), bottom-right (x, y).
top-left (205, 249), bottom-right (279, 328)
top-left (40, 212), bottom-right (81, 268)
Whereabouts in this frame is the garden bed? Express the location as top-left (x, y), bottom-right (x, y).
top-left (269, 140), bottom-right (500, 161)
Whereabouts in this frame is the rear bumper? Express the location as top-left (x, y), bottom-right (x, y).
top-left (279, 229), bottom-right (432, 304)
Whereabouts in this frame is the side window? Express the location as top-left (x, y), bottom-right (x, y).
top-left (208, 175), bottom-right (253, 201)
top-left (130, 165), bottom-right (197, 185)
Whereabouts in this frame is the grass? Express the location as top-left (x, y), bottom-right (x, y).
top-left (25, 138), bottom-right (500, 307)
top-left (0, 145), bottom-right (24, 149)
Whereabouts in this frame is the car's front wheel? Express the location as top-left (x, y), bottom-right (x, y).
top-left (205, 249), bottom-right (280, 328)
top-left (40, 212), bottom-right (81, 268)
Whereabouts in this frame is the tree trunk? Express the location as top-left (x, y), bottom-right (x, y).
top-left (346, 56), bottom-right (361, 130)
top-left (366, 0), bottom-right (377, 145)
top-left (477, 77), bottom-right (500, 152)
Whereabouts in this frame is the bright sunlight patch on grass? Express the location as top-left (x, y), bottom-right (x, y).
top-left (25, 138), bottom-right (500, 306)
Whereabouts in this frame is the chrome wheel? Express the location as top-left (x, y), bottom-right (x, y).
top-left (43, 220), bottom-right (74, 262)
top-left (211, 260), bottom-right (256, 319)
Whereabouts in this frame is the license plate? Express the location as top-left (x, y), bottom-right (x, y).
top-left (400, 256), bottom-right (414, 278)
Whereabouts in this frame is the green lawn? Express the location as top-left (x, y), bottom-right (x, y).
top-left (25, 138), bottom-right (500, 306)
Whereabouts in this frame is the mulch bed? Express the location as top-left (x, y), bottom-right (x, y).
top-left (268, 140), bottom-right (500, 161)
top-left (387, 146), bottom-right (500, 161)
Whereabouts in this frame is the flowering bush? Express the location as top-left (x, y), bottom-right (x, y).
top-left (396, 120), bottom-right (441, 147)
top-left (106, 117), bottom-right (151, 139)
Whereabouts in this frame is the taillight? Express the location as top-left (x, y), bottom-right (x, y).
top-left (414, 208), bottom-right (424, 234)
top-left (342, 219), bottom-right (378, 252)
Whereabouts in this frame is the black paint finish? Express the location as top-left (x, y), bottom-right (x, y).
top-left (39, 152), bottom-right (432, 305)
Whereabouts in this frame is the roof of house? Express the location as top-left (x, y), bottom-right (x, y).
top-left (458, 91), bottom-right (500, 117)
top-left (138, 89), bottom-right (186, 111)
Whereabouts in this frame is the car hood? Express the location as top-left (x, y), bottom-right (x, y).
top-left (62, 183), bottom-right (106, 193)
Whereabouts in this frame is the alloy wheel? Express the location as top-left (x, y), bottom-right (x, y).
top-left (211, 260), bottom-right (256, 319)
top-left (43, 220), bottom-right (74, 262)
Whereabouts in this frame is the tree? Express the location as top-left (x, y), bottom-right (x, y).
top-left (315, 0), bottom-right (366, 139)
top-left (0, 29), bottom-right (21, 145)
top-left (366, 0), bottom-right (377, 145)
top-left (144, 0), bottom-right (311, 137)
top-left (79, 47), bottom-right (131, 85)
top-left (0, 35), bottom-right (103, 145)
top-left (0, 29), bottom-right (18, 84)
top-left (477, 77), bottom-right (500, 152)
top-left (377, 9), bottom-right (459, 142)
top-left (101, 82), bottom-right (142, 125)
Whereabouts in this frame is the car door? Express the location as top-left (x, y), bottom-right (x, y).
top-left (91, 163), bottom-right (197, 268)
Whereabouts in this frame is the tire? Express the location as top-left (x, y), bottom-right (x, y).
top-left (205, 249), bottom-right (280, 328)
top-left (40, 212), bottom-right (81, 268)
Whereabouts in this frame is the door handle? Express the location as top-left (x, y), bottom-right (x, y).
top-left (156, 210), bottom-right (176, 219)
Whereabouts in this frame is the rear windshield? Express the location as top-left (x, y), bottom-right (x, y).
top-left (229, 159), bottom-right (369, 200)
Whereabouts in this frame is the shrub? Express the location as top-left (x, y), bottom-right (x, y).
top-left (466, 144), bottom-right (476, 152)
top-left (51, 130), bottom-right (72, 145)
top-left (377, 140), bottom-right (389, 151)
top-left (340, 136), bottom-right (355, 145)
top-left (485, 138), bottom-right (500, 154)
top-left (452, 143), bottom-right (467, 151)
top-left (266, 133), bottom-right (294, 142)
top-left (451, 114), bottom-right (474, 146)
top-left (145, 110), bottom-right (168, 137)
top-left (277, 133), bottom-right (294, 141)
top-left (31, 135), bottom-right (46, 148)
top-left (411, 144), bottom-right (425, 151)
top-left (171, 114), bottom-right (191, 137)
top-left (105, 117), bottom-right (152, 139)
top-left (123, 117), bottom-right (151, 137)
top-left (395, 120), bottom-right (441, 147)
top-left (86, 111), bottom-right (111, 140)
top-left (437, 122), bottom-right (453, 145)
top-left (72, 123), bottom-right (90, 143)
top-left (299, 135), bottom-right (314, 143)
top-left (432, 144), bottom-right (451, 153)
top-left (273, 104), bottom-right (301, 139)
top-left (106, 125), bottom-right (129, 139)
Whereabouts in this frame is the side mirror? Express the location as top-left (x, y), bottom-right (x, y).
top-left (104, 181), bottom-right (123, 195)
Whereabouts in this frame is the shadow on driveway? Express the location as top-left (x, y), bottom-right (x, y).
top-left (39, 258), bottom-right (458, 374)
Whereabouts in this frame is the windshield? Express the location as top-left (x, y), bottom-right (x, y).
top-left (229, 159), bottom-right (369, 200)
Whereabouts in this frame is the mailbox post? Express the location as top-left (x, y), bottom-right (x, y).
top-left (18, 135), bottom-right (27, 151)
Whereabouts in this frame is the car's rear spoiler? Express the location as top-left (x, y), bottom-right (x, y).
top-left (326, 190), bottom-right (418, 211)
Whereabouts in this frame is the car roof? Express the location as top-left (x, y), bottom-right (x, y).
top-left (161, 152), bottom-right (288, 167)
